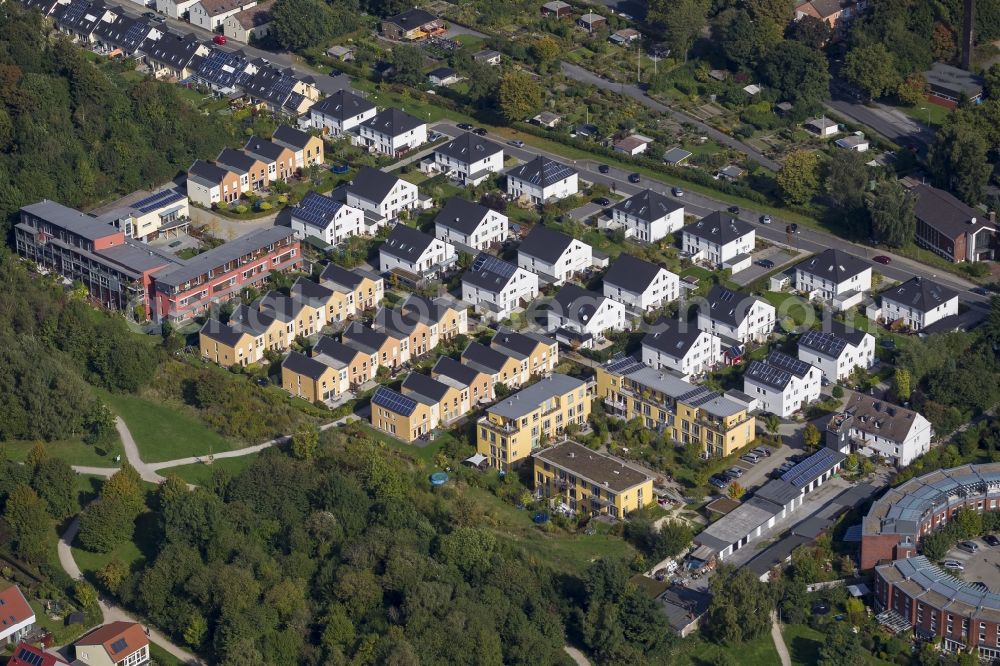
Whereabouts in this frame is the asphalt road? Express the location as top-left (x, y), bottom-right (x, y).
top-left (559, 61), bottom-right (782, 171)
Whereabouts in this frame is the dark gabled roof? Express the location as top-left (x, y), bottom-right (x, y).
top-left (642, 316), bottom-right (704, 360)
top-left (314, 336), bottom-right (362, 365)
top-left (612, 189), bottom-right (682, 223)
top-left (255, 291), bottom-right (306, 322)
top-left (518, 225), bottom-right (575, 264)
top-left (766, 350), bottom-right (814, 378)
top-left (435, 132), bottom-right (504, 164)
top-left (506, 156), bottom-right (577, 188)
top-left (683, 211), bottom-right (754, 244)
top-left (348, 167), bottom-right (402, 203)
top-left (289, 192), bottom-right (346, 230)
top-left (491, 328), bottom-right (556, 360)
top-left (320, 263), bottom-right (368, 290)
top-left (55, 0), bottom-right (106, 35)
top-left (428, 66), bottom-right (457, 79)
top-left (290, 276), bottom-right (334, 304)
top-left (271, 124), bottom-right (312, 151)
top-left (701, 284), bottom-right (762, 327)
top-left (141, 31), bottom-right (202, 69)
top-left (432, 355), bottom-right (483, 387)
top-left (461, 341), bottom-right (513, 374)
top-left (462, 253), bottom-right (521, 293)
top-left (194, 48), bottom-right (252, 89)
top-left (215, 148), bottom-right (257, 174)
top-left (282, 351), bottom-right (334, 379)
top-left (878, 277), bottom-right (958, 313)
top-left (380, 224), bottom-right (437, 262)
top-left (361, 107), bottom-right (425, 137)
top-left (795, 248), bottom-right (869, 283)
top-left (341, 322), bottom-right (389, 355)
top-left (550, 283), bottom-right (607, 326)
top-left (200, 318), bottom-right (247, 347)
top-left (400, 293), bottom-right (456, 325)
top-left (603, 254), bottom-right (665, 294)
top-left (188, 159), bottom-right (231, 184)
top-left (402, 372), bottom-right (452, 403)
top-left (434, 197), bottom-right (491, 235)
top-left (243, 136), bottom-right (287, 163)
top-left (912, 183), bottom-right (989, 240)
top-left (241, 65), bottom-right (304, 112)
top-left (310, 89), bottom-right (376, 121)
top-left (374, 306), bottom-right (421, 338)
top-left (744, 359), bottom-right (793, 390)
top-left (798, 321), bottom-right (869, 358)
top-left (227, 304), bottom-right (276, 336)
top-left (383, 8), bottom-right (437, 28)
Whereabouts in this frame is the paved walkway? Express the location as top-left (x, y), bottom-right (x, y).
top-left (771, 611), bottom-right (792, 666)
top-left (563, 646), bottom-right (592, 666)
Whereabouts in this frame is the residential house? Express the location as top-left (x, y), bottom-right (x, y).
top-left (796, 321), bottom-right (875, 383)
top-left (476, 374), bottom-right (591, 469)
top-left (697, 285), bottom-right (776, 344)
top-left (241, 64), bottom-right (314, 116)
top-left (532, 111), bottom-right (562, 128)
top-left (602, 254), bottom-right (679, 313)
top-left (375, 307), bottom-right (436, 359)
top-left (314, 335), bottom-right (376, 387)
top-left (793, 248), bottom-right (872, 311)
top-left (609, 28), bottom-right (641, 45)
top-left (613, 134), bottom-right (653, 156)
top-left (222, 0), bottom-right (273, 43)
top-left (337, 166), bottom-right (420, 224)
top-left (804, 117), bottom-right (839, 137)
top-left (611, 189), bottom-right (684, 243)
top-left (429, 133), bottom-right (505, 186)
top-left (681, 212), bottom-right (755, 271)
top-left (187, 159), bottom-right (241, 206)
top-left (281, 350), bottom-right (349, 402)
top-left (244, 136), bottom-right (296, 184)
top-left (74, 621), bottom-right (149, 666)
top-left (356, 108), bottom-right (427, 156)
top-left (54, 0), bottom-right (114, 43)
top-left (271, 125), bottom-right (325, 170)
top-left (287, 192), bottom-right (364, 247)
top-left (872, 277), bottom-right (959, 331)
top-left (835, 134), bottom-right (869, 152)
top-left (473, 49), bottom-right (501, 65)
top-left (491, 329), bottom-right (560, 378)
top-left (191, 48), bottom-right (257, 95)
top-left (462, 341), bottom-right (524, 389)
top-left (506, 156), bottom-right (578, 204)
top-left (157, 0), bottom-right (200, 19)
top-left (309, 90), bottom-right (377, 135)
top-left (596, 356), bottom-right (756, 457)
top-left (428, 67), bottom-right (460, 86)
top-left (743, 351), bottom-right (822, 418)
top-left (96, 188), bottom-right (190, 243)
top-left (0, 585), bottom-right (34, 645)
top-left (827, 394), bottom-right (933, 467)
top-left (794, 0), bottom-right (867, 30)
top-left (216, 147), bottom-right (268, 193)
top-left (547, 283), bottom-right (627, 343)
top-left (93, 14), bottom-right (158, 56)
top-left (289, 277), bottom-right (344, 327)
top-left (434, 197), bottom-right (507, 250)
top-left (379, 8), bottom-right (443, 40)
top-left (320, 262), bottom-right (384, 312)
top-left (540, 0), bottom-right (571, 18)
top-left (9, 643), bottom-right (70, 666)
top-left (379, 224), bottom-right (456, 278)
top-left (534, 440), bottom-right (654, 518)
top-left (641, 316), bottom-right (721, 380)
top-left (924, 62), bottom-right (984, 108)
top-left (140, 32), bottom-right (207, 79)
top-left (434, 352), bottom-right (492, 403)
top-left (400, 293), bottom-right (468, 342)
top-left (342, 322), bottom-right (406, 368)
top-left (190, 0), bottom-right (257, 30)
top-left (462, 253), bottom-right (538, 322)
top-left (517, 225), bottom-right (593, 285)
top-left (199, 305), bottom-right (284, 366)
top-left (370, 385), bottom-right (436, 441)
top-left (22, 0), bottom-right (66, 16)
top-left (256, 290), bottom-right (323, 342)
top-left (912, 183), bottom-right (996, 262)
top-left (577, 12), bottom-right (606, 32)
top-left (402, 372), bottom-right (464, 425)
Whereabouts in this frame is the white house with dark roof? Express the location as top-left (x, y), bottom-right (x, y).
top-left (190, 0), bottom-right (257, 30)
top-left (355, 107), bottom-right (427, 156)
top-left (158, 0), bottom-right (200, 19)
top-left (506, 156), bottom-right (578, 204)
top-left (871, 277), bottom-right (959, 331)
top-left (434, 198), bottom-right (507, 250)
top-left (611, 189), bottom-right (684, 243)
top-left (794, 248), bottom-right (872, 311)
top-left (833, 394), bottom-right (932, 467)
top-left (428, 66), bottom-right (460, 86)
top-left (743, 351), bottom-right (822, 417)
top-left (287, 191), bottom-right (364, 246)
top-left (428, 133), bottom-right (505, 186)
top-left (223, 0), bottom-right (273, 43)
top-left (682, 211), bottom-right (755, 270)
top-left (642, 316), bottom-right (721, 380)
top-left (697, 285), bottom-right (775, 344)
top-left (602, 254), bottom-right (679, 312)
top-left (797, 322), bottom-right (874, 383)
top-left (309, 90), bottom-right (377, 135)
top-left (547, 283), bottom-right (626, 341)
top-left (461, 253), bottom-right (538, 322)
top-left (379, 224), bottom-right (456, 277)
top-left (337, 167), bottom-right (419, 224)
top-left (517, 225), bottom-right (592, 285)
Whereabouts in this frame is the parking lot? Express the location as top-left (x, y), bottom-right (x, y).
top-left (732, 247), bottom-right (803, 286)
top-left (943, 538), bottom-right (1000, 589)
top-left (711, 441), bottom-right (803, 495)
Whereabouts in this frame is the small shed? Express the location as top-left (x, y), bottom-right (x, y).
top-left (775, 101), bottom-right (794, 115)
top-left (428, 67), bottom-right (460, 86)
top-left (804, 117), bottom-right (839, 137)
top-left (473, 49), bottom-right (501, 66)
top-left (662, 147), bottom-right (692, 165)
top-left (541, 0), bottom-right (572, 18)
top-left (717, 165), bottom-right (745, 181)
top-left (609, 28), bottom-right (640, 45)
top-left (743, 84), bottom-right (762, 96)
top-left (326, 45), bottom-right (354, 61)
top-left (532, 111), bottom-right (562, 128)
top-left (835, 133), bottom-right (869, 152)
top-left (577, 12), bottom-right (607, 32)
top-left (614, 134), bottom-right (653, 156)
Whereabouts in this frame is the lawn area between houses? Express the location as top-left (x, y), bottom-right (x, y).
top-left (669, 630), bottom-right (782, 665)
top-left (762, 291), bottom-right (818, 330)
top-left (782, 622), bottom-right (896, 666)
top-left (359, 424), bottom-right (451, 467)
top-left (165, 455), bottom-right (256, 486)
top-left (97, 390), bottom-right (238, 464)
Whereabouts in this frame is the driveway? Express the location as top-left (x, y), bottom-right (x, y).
top-left (732, 248), bottom-right (802, 287)
top-left (567, 201), bottom-right (604, 221)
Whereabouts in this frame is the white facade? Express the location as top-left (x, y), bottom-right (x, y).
top-left (310, 105), bottom-right (376, 136)
top-left (612, 201), bottom-right (684, 243)
top-left (797, 333), bottom-right (875, 383)
top-left (603, 267), bottom-right (679, 312)
top-left (642, 331), bottom-right (721, 380)
top-left (435, 208), bottom-right (507, 251)
top-left (682, 227), bottom-right (755, 267)
top-left (462, 266), bottom-right (538, 322)
top-left (347, 178), bottom-right (418, 222)
top-left (547, 297), bottom-right (626, 340)
top-left (289, 203), bottom-right (364, 246)
top-left (795, 266), bottom-right (872, 303)
top-left (518, 238), bottom-right (592, 285)
top-left (744, 364), bottom-right (822, 418)
top-left (848, 412), bottom-right (933, 467)
top-left (697, 299), bottom-right (775, 344)
top-left (432, 145), bottom-right (504, 185)
top-left (881, 293), bottom-right (959, 331)
top-left (190, 0), bottom-right (256, 30)
top-left (157, 0), bottom-right (200, 17)
top-left (379, 237), bottom-right (457, 276)
top-left (507, 171), bottom-right (578, 204)
top-left (186, 178), bottom-right (221, 207)
top-left (356, 119), bottom-right (427, 156)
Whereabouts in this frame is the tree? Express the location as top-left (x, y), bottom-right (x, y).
top-left (866, 179), bottom-right (915, 247)
top-left (746, 0), bottom-right (792, 28)
top-left (102, 462), bottom-right (145, 518)
top-left (954, 506), bottom-right (983, 539)
top-left (893, 368), bottom-right (912, 401)
top-left (74, 580), bottom-right (99, 610)
top-left (498, 70), bottom-right (542, 123)
top-left (776, 150), bottom-right (820, 205)
top-left (843, 43), bottom-right (900, 98)
top-left (32, 457), bottom-right (78, 519)
top-left (802, 423), bottom-right (821, 451)
top-left (921, 531), bottom-right (951, 560)
top-left (719, 11), bottom-right (781, 69)
top-left (818, 621), bottom-right (865, 666)
top-left (704, 565), bottom-right (773, 643)
top-left (825, 149), bottom-right (869, 212)
top-left (727, 482), bottom-right (745, 499)
top-left (985, 63), bottom-right (1000, 100)
top-left (896, 74), bottom-right (927, 106)
top-left (765, 414), bottom-right (781, 437)
top-left (759, 42), bottom-right (830, 107)
top-left (530, 36), bottom-right (560, 64)
top-left (788, 15), bottom-right (831, 48)
top-left (389, 45), bottom-right (426, 87)
top-left (98, 558), bottom-right (129, 594)
top-left (3, 484), bottom-right (50, 563)
top-left (291, 424), bottom-right (319, 461)
top-left (649, 0), bottom-right (709, 63)
top-left (78, 497), bottom-right (133, 552)
top-left (928, 122), bottom-right (991, 205)
top-left (271, 0), bottom-right (357, 51)
top-left (184, 612), bottom-right (208, 648)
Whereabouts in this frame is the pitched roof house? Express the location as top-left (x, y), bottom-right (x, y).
top-left (461, 253), bottom-right (539, 322)
top-left (793, 248), bottom-right (872, 310)
top-left (0, 585), bottom-right (35, 645)
top-left (611, 189), bottom-right (684, 243)
top-left (642, 316), bottom-right (721, 380)
top-left (430, 133), bottom-right (505, 186)
top-left (602, 254), bottom-right (679, 312)
top-left (309, 89), bottom-right (377, 135)
top-left (356, 108), bottom-right (428, 156)
top-left (506, 156), bottom-right (579, 204)
top-left (74, 621), bottom-right (150, 666)
top-left (547, 283), bottom-right (626, 343)
top-left (873, 277), bottom-right (959, 331)
top-left (517, 225), bottom-right (592, 285)
top-left (434, 197), bottom-right (507, 251)
top-left (912, 183), bottom-right (996, 263)
top-left (379, 224), bottom-right (456, 278)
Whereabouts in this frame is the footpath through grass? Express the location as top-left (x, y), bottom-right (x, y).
top-left (165, 455), bottom-right (256, 485)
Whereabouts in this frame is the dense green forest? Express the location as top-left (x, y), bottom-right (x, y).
top-left (0, 5), bottom-right (233, 234)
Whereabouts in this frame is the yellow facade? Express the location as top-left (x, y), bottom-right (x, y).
top-left (353, 275), bottom-right (383, 311)
top-left (281, 361), bottom-right (347, 403)
top-left (199, 330), bottom-right (255, 367)
top-left (371, 399), bottom-right (434, 442)
top-left (595, 366), bottom-right (756, 457)
top-left (476, 376), bottom-right (591, 470)
top-left (300, 134), bottom-right (325, 167)
top-left (344, 349), bottom-right (377, 386)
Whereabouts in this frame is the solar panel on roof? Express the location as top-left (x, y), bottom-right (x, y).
top-left (131, 189), bottom-right (185, 214)
top-left (470, 254), bottom-right (517, 280)
top-left (606, 355), bottom-right (645, 376)
top-left (782, 448), bottom-right (840, 488)
top-left (110, 638), bottom-right (128, 653)
top-left (372, 386), bottom-right (417, 416)
top-left (768, 351), bottom-right (812, 377)
top-left (292, 193), bottom-right (342, 228)
top-left (799, 330), bottom-right (848, 358)
top-left (16, 648), bottom-right (44, 666)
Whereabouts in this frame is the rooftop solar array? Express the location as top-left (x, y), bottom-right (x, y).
top-left (799, 329), bottom-right (848, 358)
top-left (132, 189), bottom-right (185, 214)
top-left (110, 638), bottom-right (128, 654)
top-left (291, 192), bottom-right (343, 228)
top-left (744, 360), bottom-right (792, 390)
top-left (196, 49), bottom-right (251, 88)
top-left (605, 354), bottom-right (645, 376)
top-left (16, 648), bottom-right (43, 666)
top-left (767, 350), bottom-right (813, 378)
top-left (470, 253), bottom-right (517, 280)
top-left (781, 447), bottom-right (845, 488)
top-left (372, 385), bottom-right (417, 417)
top-left (510, 157), bottom-right (576, 187)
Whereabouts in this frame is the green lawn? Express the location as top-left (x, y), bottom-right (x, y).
top-left (165, 455), bottom-right (256, 486)
top-left (762, 291), bottom-right (817, 329)
top-left (782, 623), bottom-right (824, 666)
top-left (670, 631), bottom-right (782, 666)
top-left (893, 102), bottom-right (952, 128)
top-left (2, 438), bottom-right (118, 467)
top-left (71, 510), bottom-right (161, 578)
top-left (97, 390), bottom-right (236, 463)
top-left (359, 424), bottom-right (450, 467)
top-left (149, 644), bottom-right (184, 666)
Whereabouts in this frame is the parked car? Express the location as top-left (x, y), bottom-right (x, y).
top-left (593, 197), bottom-right (611, 206)
top-left (672, 187), bottom-right (684, 197)
top-left (457, 123), bottom-right (473, 130)
top-left (756, 259), bottom-right (775, 269)
top-left (759, 214), bottom-right (772, 224)
top-left (753, 447), bottom-right (771, 457)
top-left (508, 140), bottom-right (525, 148)
top-left (213, 34), bottom-right (227, 45)
top-left (971, 286), bottom-right (990, 296)
top-left (628, 172), bottom-right (641, 183)
top-left (873, 255), bottom-right (892, 265)
top-left (473, 128), bottom-right (488, 136)
top-left (741, 453), bottom-right (761, 464)
top-left (726, 466), bottom-right (744, 479)
top-left (958, 541), bottom-right (979, 553)
top-left (942, 560), bottom-right (964, 571)
top-left (728, 206), bottom-right (740, 215)
top-left (709, 476), bottom-right (728, 489)
top-left (983, 534), bottom-right (1000, 547)
top-left (598, 164), bottom-right (610, 174)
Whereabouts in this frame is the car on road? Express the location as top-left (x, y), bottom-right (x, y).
top-left (473, 128), bottom-right (488, 136)
top-left (759, 214), bottom-right (772, 224)
top-left (942, 560), bottom-right (964, 571)
top-left (672, 187), bottom-right (684, 197)
top-left (971, 286), bottom-right (990, 296)
top-left (958, 541), bottom-right (979, 553)
top-left (508, 140), bottom-right (525, 148)
top-left (756, 259), bottom-right (775, 269)
top-left (727, 205), bottom-right (740, 215)
top-left (873, 255), bottom-right (892, 265)
top-left (709, 476), bottom-right (728, 489)
top-left (628, 172), bottom-right (641, 183)
top-left (144, 10), bottom-right (156, 17)
top-left (593, 197), bottom-right (611, 206)
top-left (726, 466), bottom-right (744, 479)
top-left (213, 34), bottom-right (227, 45)
top-left (983, 534), bottom-right (1000, 547)
top-left (457, 123), bottom-right (473, 130)
top-left (598, 164), bottom-right (610, 174)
